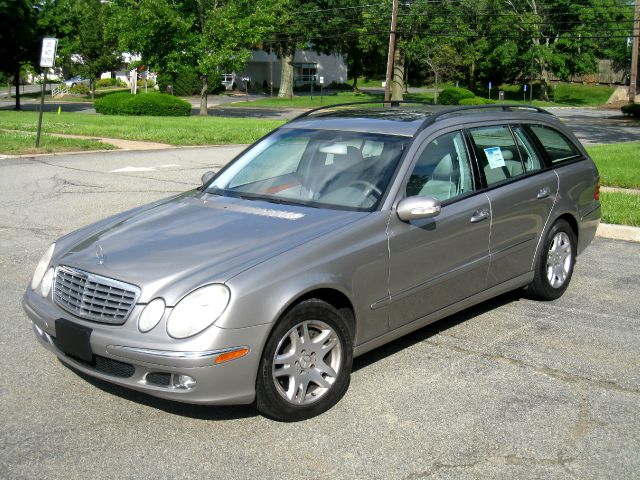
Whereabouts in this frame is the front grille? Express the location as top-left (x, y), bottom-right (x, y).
top-left (54, 266), bottom-right (140, 325)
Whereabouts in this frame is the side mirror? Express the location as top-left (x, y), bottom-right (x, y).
top-left (397, 196), bottom-right (442, 222)
top-left (201, 171), bottom-right (215, 187)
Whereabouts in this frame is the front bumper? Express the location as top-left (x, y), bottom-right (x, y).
top-left (22, 288), bottom-right (271, 405)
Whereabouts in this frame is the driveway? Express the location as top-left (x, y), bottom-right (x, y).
top-left (1, 148), bottom-right (639, 479)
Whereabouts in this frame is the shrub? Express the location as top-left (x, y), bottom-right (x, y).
top-left (327, 81), bottom-right (352, 91)
top-left (70, 84), bottom-right (90, 95)
top-left (96, 78), bottom-right (127, 88)
top-left (458, 97), bottom-right (495, 105)
top-left (94, 92), bottom-right (191, 116)
top-left (621, 104), bottom-right (640, 118)
top-left (438, 87), bottom-right (475, 105)
top-left (137, 79), bottom-right (155, 88)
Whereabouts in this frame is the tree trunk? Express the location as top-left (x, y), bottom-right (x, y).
top-left (468, 62), bottom-right (476, 90)
top-left (391, 47), bottom-right (404, 101)
top-left (199, 74), bottom-right (208, 116)
top-left (13, 70), bottom-right (21, 111)
top-left (540, 66), bottom-right (550, 102)
top-left (278, 41), bottom-right (295, 99)
top-left (434, 71), bottom-right (439, 104)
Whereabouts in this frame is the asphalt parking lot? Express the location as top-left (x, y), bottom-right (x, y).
top-left (1, 148), bottom-right (639, 479)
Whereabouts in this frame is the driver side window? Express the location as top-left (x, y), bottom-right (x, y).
top-left (406, 131), bottom-right (474, 202)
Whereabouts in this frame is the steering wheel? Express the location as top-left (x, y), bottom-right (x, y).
top-left (347, 180), bottom-right (382, 199)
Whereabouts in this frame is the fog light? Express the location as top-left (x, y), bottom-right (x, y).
top-left (174, 374), bottom-right (196, 390)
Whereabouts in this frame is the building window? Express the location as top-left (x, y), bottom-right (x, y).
top-left (294, 63), bottom-right (317, 83)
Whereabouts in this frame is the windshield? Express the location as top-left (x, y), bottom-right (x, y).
top-left (206, 128), bottom-right (408, 211)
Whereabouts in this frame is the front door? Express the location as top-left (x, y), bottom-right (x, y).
top-left (388, 130), bottom-right (491, 330)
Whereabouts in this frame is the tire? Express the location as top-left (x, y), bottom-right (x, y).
top-left (527, 219), bottom-right (576, 300)
top-left (256, 299), bottom-right (353, 422)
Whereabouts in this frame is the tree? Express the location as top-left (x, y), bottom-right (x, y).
top-left (38, 0), bottom-right (122, 99)
top-left (0, 0), bottom-right (39, 110)
top-left (111, 0), bottom-right (270, 115)
top-left (505, 0), bottom-right (634, 100)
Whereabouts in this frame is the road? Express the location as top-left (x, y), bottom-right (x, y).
top-left (1, 148), bottom-right (639, 479)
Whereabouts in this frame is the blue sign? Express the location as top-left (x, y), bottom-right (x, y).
top-left (489, 82), bottom-right (492, 90)
top-left (524, 84), bottom-right (528, 92)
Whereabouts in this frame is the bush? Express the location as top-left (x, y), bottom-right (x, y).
top-left (137, 79), bottom-right (155, 88)
top-left (327, 81), bottom-right (352, 91)
top-left (96, 78), bottom-right (127, 88)
top-left (458, 97), bottom-right (495, 105)
top-left (438, 87), bottom-right (475, 105)
top-left (621, 104), bottom-right (640, 118)
top-left (70, 84), bottom-right (90, 95)
top-left (94, 92), bottom-right (191, 116)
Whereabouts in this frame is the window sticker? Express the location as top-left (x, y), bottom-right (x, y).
top-left (484, 147), bottom-right (506, 169)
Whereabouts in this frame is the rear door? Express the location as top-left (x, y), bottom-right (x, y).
top-left (468, 124), bottom-right (557, 287)
top-left (387, 129), bottom-right (491, 330)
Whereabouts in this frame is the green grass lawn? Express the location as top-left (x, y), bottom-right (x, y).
top-left (600, 191), bottom-right (640, 227)
top-left (0, 130), bottom-right (117, 155)
top-left (586, 142), bottom-right (640, 189)
top-left (0, 111), bottom-right (284, 146)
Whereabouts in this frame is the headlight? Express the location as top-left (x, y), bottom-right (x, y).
top-left (39, 268), bottom-right (55, 298)
top-left (138, 298), bottom-right (166, 333)
top-left (166, 284), bottom-right (230, 339)
top-left (31, 243), bottom-right (56, 290)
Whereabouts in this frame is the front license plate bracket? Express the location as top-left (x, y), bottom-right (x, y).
top-left (55, 319), bottom-right (93, 362)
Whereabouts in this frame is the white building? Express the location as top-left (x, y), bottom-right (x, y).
top-left (225, 49), bottom-right (348, 90)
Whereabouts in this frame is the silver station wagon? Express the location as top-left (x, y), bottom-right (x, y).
top-left (23, 103), bottom-right (601, 421)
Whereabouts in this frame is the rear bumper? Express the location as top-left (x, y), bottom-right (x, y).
top-left (22, 290), bottom-right (271, 405)
top-left (578, 203), bottom-right (601, 255)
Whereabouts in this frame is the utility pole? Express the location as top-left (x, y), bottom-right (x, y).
top-left (630, 0), bottom-right (639, 103)
top-left (384, 0), bottom-right (399, 103)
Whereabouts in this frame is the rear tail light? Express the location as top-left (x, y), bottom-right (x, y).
top-left (594, 181), bottom-right (600, 201)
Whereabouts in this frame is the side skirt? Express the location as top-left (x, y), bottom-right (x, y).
top-left (353, 272), bottom-right (534, 358)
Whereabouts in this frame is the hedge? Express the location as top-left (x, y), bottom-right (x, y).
top-left (438, 87), bottom-right (475, 105)
top-left (94, 92), bottom-right (191, 116)
top-left (458, 97), bottom-right (495, 105)
top-left (621, 104), bottom-right (640, 118)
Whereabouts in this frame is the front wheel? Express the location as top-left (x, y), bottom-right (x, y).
top-left (527, 219), bottom-right (576, 300)
top-left (256, 299), bottom-right (353, 421)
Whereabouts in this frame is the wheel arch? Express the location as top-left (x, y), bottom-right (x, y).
top-left (273, 287), bottom-right (357, 344)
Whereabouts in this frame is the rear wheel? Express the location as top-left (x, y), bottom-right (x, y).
top-left (527, 219), bottom-right (576, 300)
top-left (256, 299), bottom-right (353, 421)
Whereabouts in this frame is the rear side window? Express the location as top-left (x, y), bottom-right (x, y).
top-left (529, 125), bottom-right (581, 163)
top-left (469, 125), bottom-right (524, 187)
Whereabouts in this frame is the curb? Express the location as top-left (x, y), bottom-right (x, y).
top-left (596, 223), bottom-right (640, 243)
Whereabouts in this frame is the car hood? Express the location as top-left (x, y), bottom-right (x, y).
top-left (56, 191), bottom-right (366, 304)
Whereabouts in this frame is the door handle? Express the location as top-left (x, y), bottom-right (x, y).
top-left (470, 209), bottom-right (490, 223)
top-left (537, 187), bottom-right (551, 199)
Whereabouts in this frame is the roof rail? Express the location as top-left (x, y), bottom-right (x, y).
top-left (414, 104), bottom-right (552, 133)
top-left (289, 100), bottom-right (433, 122)
top-left (287, 101), bottom-right (554, 131)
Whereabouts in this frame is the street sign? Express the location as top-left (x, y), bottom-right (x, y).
top-left (40, 38), bottom-right (58, 68)
top-left (488, 81), bottom-right (492, 90)
top-left (524, 84), bottom-right (528, 92)
top-left (319, 76), bottom-right (325, 85)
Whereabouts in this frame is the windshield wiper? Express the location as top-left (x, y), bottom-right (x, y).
top-left (238, 193), bottom-right (307, 207)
